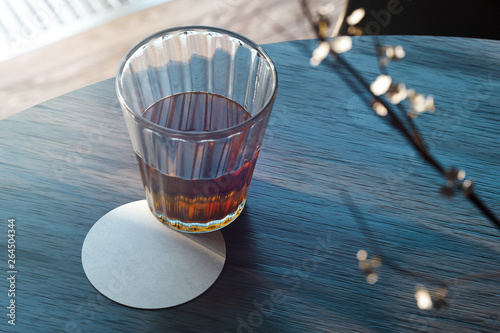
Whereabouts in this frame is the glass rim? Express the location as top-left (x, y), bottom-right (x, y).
top-left (115, 25), bottom-right (278, 140)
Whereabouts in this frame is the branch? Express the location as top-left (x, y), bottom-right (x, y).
top-left (300, 0), bottom-right (500, 230)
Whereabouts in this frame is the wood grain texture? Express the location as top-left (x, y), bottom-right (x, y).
top-left (0, 37), bottom-right (499, 332)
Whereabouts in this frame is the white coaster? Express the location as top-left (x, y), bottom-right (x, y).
top-left (81, 200), bottom-right (226, 309)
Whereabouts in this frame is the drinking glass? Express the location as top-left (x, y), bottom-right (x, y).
top-left (82, 26), bottom-right (277, 309)
top-left (116, 26), bottom-right (277, 233)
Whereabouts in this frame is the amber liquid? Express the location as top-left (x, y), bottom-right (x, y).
top-left (137, 92), bottom-right (257, 232)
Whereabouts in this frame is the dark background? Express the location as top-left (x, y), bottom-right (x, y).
top-left (341, 0), bottom-right (500, 40)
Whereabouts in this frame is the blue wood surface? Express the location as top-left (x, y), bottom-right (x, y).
top-left (0, 37), bottom-right (499, 332)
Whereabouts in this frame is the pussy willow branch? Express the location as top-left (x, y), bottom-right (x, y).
top-left (300, 0), bottom-right (500, 231)
top-left (372, 37), bottom-right (422, 137)
top-left (340, 190), bottom-right (458, 285)
top-left (341, 187), bottom-right (500, 309)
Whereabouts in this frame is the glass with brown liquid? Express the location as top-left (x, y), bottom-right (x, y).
top-left (116, 27), bottom-right (277, 233)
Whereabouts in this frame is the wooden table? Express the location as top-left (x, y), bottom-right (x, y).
top-left (1, 36), bottom-right (499, 332)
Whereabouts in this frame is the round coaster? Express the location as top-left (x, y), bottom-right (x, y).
top-left (81, 200), bottom-right (226, 309)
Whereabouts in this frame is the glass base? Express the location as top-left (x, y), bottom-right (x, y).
top-left (81, 200), bottom-right (226, 309)
top-left (153, 199), bottom-right (246, 233)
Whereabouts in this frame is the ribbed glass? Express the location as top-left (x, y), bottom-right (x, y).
top-left (116, 26), bottom-right (277, 233)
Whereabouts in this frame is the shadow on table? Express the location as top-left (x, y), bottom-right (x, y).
top-left (141, 179), bottom-right (406, 333)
